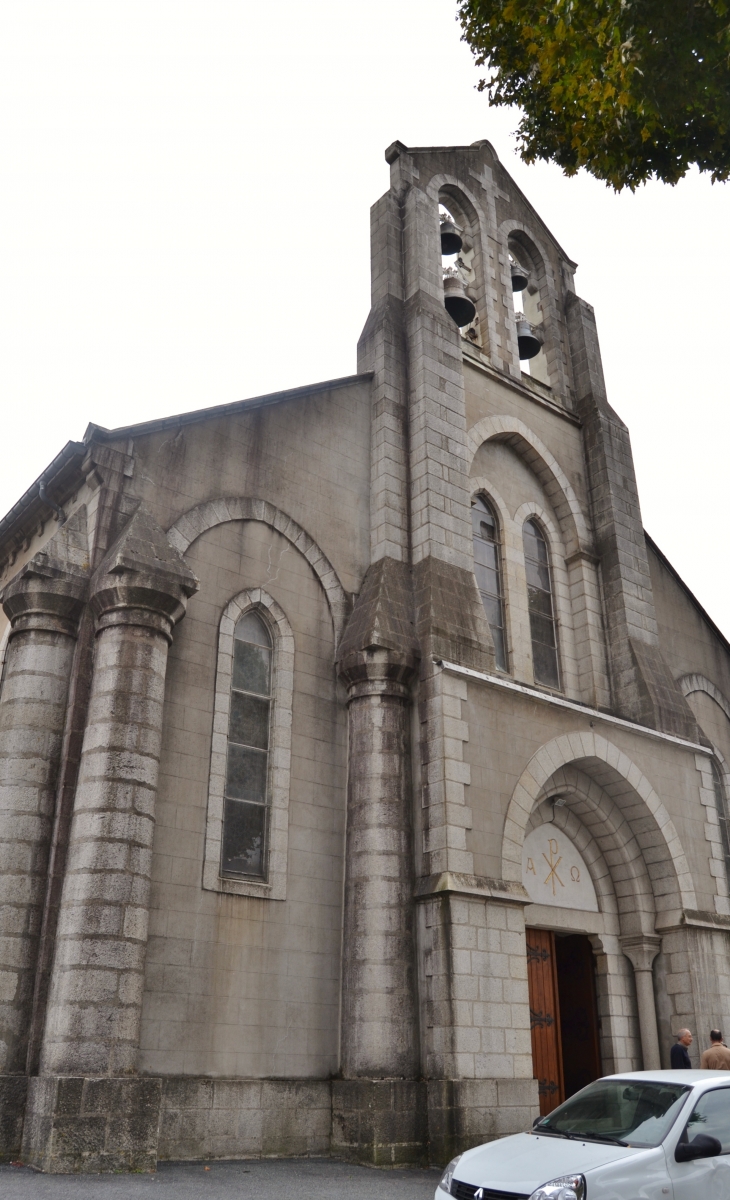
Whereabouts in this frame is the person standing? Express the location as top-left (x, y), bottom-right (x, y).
top-left (700, 1030), bottom-right (730, 1070)
top-left (670, 1029), bottom-right (693, 1068)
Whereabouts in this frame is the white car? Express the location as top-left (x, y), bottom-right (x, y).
top-left (435, 1069), bottom-right (730, 1200)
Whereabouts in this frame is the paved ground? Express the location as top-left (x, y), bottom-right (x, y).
top-left (0, 1157), bottom-right (442, 1199)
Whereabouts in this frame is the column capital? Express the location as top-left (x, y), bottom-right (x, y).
top-left (338, 647), bottom-right (418, 701)
top-left (620, 934), bottom-right (662, 972)
top-left (336, 558), bottom-right (419, 700)
top-left (90, 507), bottom-right (198, 642)
top-left (1, 509), bottom-right (89, 637)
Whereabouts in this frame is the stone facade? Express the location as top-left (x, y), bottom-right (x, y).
top-left (0, 139), bottom-right (728, 1172)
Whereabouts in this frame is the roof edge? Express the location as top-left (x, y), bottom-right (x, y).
top-left (645, 530), bottom-right (730, 656)
top-left (85, 371), bottom-right (374, 444)
top-left (0, 440), bottom-right (87, 567)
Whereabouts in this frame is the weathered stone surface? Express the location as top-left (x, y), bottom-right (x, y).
top-left (338, 558), bottom-right (418, 666)
top-left (413, 556), bottom-right (495, 674)
top-left (339, 648), bottom-right (419, 1081)
top-left (0, 1074), bottom-right (28, 1160)
top-left (427, 1077), bottom-right (538, 1164)
top-left (159, 1077), bottom-right (331, 1161)
top-left (565, 293), bottom-right (697, 737)
top-left (0, 510), bottom-right (89, 1076)
top-left (22, 1075), bottom-right (161, 1173)
top-left (332, 1079), bottom-right (428, 1166)
top-left (37, 508), bottom-right (197, 1079)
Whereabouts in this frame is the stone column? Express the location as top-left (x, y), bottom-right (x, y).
top-left (0, 520), bottom-right (88, 1083)
top-left (333, 643), bottom-right (424, 1165)
top-left (23, 508), bottom-right (197, 1174)
top-left (621, 936), bottom-right (662, 1070)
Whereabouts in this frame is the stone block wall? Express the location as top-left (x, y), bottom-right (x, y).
top-left (421, 893), bottom-right (533, 1082)
top-left (427, 1078), bottom-right (537, 1165)
top-left (22, 1075), bottom-right (161, 1173)
top-left (332, 1080), bottom-right (429, 1167)
top-left (656, 925), bottom-right (730, 1067)
top-left (158, 1078), bottom-right (332, 1162)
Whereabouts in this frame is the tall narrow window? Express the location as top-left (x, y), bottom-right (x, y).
top-left (712, 758), bottom-right (730, 893)
top-left (471, 494), bottom-right (507, 670)
top-left (523, 518), bottom-right (560, 690)
top-left (223, 610), bottom-right (272, 878)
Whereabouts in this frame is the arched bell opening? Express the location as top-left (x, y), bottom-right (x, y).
top-left (438, 186), bottom-right (485, 348)
top-left (508, 231), bottom-right (551, 386)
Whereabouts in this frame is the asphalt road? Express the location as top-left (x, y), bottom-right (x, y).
top-left (0, 1157), bottom-right (442, 1199)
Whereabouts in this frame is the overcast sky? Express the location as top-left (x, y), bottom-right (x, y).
top-left (2, 2), bottom-right (728, 636)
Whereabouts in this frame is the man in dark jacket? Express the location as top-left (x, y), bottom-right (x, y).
top-left (670, 1029), bottom-right (693, 1068)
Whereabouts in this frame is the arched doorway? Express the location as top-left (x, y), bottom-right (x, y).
top-left (527, 928), bottom-right (602, 1115)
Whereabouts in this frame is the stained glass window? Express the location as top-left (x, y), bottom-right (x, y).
top-left (472, 495), bottom-right (507, 671)
top-left (222, 610), bottom-right (272, 878)
top-left (523, 519), bottom-right (560, 690)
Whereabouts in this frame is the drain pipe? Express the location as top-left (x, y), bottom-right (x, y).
top-left (38, 478), bottom-right (66, 525)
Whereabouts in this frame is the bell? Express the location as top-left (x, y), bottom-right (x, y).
top-left (515, 315), bottom-right (543, 360)
top-left (440, 219), bottom-right (463, 256)
top-left (511, 260), bottom-right (530, 292)
top-left (443, 273), bottom-right (477, 327)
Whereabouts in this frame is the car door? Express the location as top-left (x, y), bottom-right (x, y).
top-left (667, 1086), bottom-right (730, 1199)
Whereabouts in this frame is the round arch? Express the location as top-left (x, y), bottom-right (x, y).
top-left (167, 497), bottom-right (350, 647)
top-left (466, 414), bottom-right (590, 557)
top-left (501, 731), bottom-right (697, 914)
top-left (678, 673), bottom-right (730, 722)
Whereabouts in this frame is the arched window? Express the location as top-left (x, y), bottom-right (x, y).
top-left (523, 518), bottom-right (560, 689)
top-left (205, 588), bottom-right (293, 900)
top-left (712, 758), bottom-right (730, 893)
top-left (222, 609), bottom-right (273, 879)
top-left (471, 494), bottom-right (507, 670)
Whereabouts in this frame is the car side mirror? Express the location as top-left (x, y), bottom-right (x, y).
top-left (675, 1134), bottom-right (723, 1162)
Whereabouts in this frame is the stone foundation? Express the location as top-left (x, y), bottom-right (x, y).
top-left (427, 1078), bottom-right (539, 1165)
top-left (332, 1080), bottom-right (429, 1166)
top-left (0, 1075), bottom-right (27, 1160)
top-left (6, 1073), bottom-right (539, 1171)
top-left (22, 1076), bottom-right (162, 1173)
top-left (159, 1078), bottom-right (332, 1162)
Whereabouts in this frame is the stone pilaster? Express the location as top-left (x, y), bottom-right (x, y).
top-left (565, 293), bottom-right (697, 737)
top-left (0, 512), bottom-right (88, 1101)
top-left (357, 188), bottom-right (409, 566)
top-left (23, 507), bottom-right (196, 1173)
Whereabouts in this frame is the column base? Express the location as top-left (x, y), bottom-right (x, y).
top-left (22, 1076), bottom-right (162, 1173)
top-left (0, 1075), bottom-right (28, 1161)
top-left (332, 1079), bottom-right (429, 1166)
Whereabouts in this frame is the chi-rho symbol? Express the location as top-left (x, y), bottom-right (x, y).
top-left (521, 826), bottom-right (598, 911)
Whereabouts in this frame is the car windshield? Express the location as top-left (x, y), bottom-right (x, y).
top-left (534, 1079), bottom-right (692, 1148)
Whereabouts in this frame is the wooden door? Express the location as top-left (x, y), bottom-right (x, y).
top-left (526, 928), bottom-right (564, 1115)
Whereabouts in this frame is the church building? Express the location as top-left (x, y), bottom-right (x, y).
top-left (1, 139), bottom-right (730, 1173)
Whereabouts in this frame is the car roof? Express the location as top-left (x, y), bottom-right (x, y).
top-left (602, 1070), bottom-right (730, 1087)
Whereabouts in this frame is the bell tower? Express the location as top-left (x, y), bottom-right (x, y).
top-left (336, 137), bottom-right (697, 1164)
